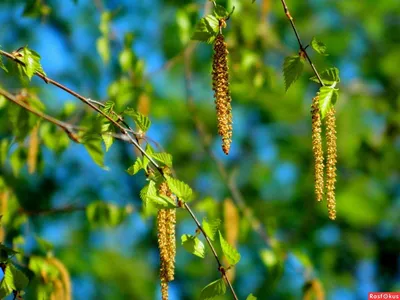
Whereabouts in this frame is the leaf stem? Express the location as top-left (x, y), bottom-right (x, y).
top-left (279, 0), bottom-right (325, 86)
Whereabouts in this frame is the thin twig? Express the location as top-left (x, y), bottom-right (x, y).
top-left (0, 87), bottom-right (82, 142)
top-left (279, 0), bottom-right (324, 86)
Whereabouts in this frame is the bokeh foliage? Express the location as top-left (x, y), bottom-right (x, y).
top-left (0, 0), bottom-right (399, 299)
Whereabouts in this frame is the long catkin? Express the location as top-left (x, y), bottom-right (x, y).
top-left (311, 95), bottom-right (324, 202)
top-left (325, 108), bottom-right (337, 220)
top-left (212, 34), bottom-right (233, 155)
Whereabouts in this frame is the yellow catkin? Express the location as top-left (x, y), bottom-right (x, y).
top-left (47, 257), bottom-right (71, 300)
top-left (50, 279), bottom-right (65, 300)
top-left (137, 93), bottom-right (151, 116)
top-left (212, 34), bottom-right (233, 155)
top-left (311, 95), bottom-right (324, 202)
top-left (157, 209), bottom-right (169, 300)
top-left (223, 198), bottom-right (239, 282)
top-left (27, 125), bottom-right (39, 174)
top-left (303, 279), bottom-right (325, 300)
top-left (157, 182), bottom-right (176, 300)
top-left (325, 108), bottom-right (337, 220)
top-left (0, 190), bottom-right (8, 243)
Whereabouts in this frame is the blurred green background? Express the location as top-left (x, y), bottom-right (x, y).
top-left (0, 0), bottom-right (399, 299)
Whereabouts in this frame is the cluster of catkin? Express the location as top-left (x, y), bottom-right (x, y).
top-left (311, 95), bottom-right (337, 220)
top-left (157, 182), bottom-right (176, 300)
top-left (212, 33), bottom-right (233, 155)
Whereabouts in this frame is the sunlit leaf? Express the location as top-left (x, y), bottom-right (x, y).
top-left (191, 15), bottom-right (219, 44)
top-left (219, 231), bottom-right (240, 266)
top-left (181, 234), bottom-right (205, 258)
top-left (199, 278), bottom-right (226, 300)
top-left (310, 67), bottom-right (340, 85)
top-left (310, 37), bottom-right (328, 56)
top-left (202, 218), bottom-right (221, 241)
top-left (165, 176), bottom-right (193, 202)
top-left (318, 86), bottom-right (339, 119)
top-left (124, 108), bottom-right (151, 132)
top-left (127, 158), bottom-right (143, 175)
top-left (283, 54), bottom-right (305, 91)
top-left (151, 152), bottom-right (173, 168)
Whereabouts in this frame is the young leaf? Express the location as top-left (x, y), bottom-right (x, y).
top-left (310, 67), bottom-right (340, 85)
top-left (318, 86), bottom-right (339, 119)
top-left (246, 293), bottom-right (257, 300)
top-left (213, 5), bottom-right (229, 19)
top-left (151, 152), bottom-right (173, 168)
top-left (140, 181), bottom-right (175, 209)
top-left (19, 47), bottom-right (46, 80)
top-left (191, 15), bottom-right (219, 44)
top-left (181, 234), bottom-right (205, 258)
top-left (101, 121), bottom-right (114, 152)
top-left (200, 278), bottom-right (226, 300)
top-left (219, 231), bottom-right (240, 266)
top-left (124, 108), bottom-right (151, 132)
top-left (310, 37), bottom-right (328, 56)
top-left (126, 158), bottom-right (143, 175)
top-left (283, 55), bottom-right (305, 91)
top-left (82, 137), bottom-right (106, 169)
top-left (146, 193), bottom-right (176, 209)
top-left (165, 176), bottom-right (193, 201)
top-left (202, 218), bottom-right (221, 241)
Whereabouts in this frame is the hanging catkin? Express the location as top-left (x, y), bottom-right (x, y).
top-left (325, 108), bottom-right (337, 220)
top-left (157, 182), bottom-right (176, 300)
top-left (311, 95), bottom-right (324, 202)
top-left (212, 34), bottom-right (232, 155)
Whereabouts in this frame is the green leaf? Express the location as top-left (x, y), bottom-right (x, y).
top-left (246, 293), bottom-right (257, 300)
top-left (202, 218), bottom-right (221, 241)
top-left (165, 176), bottom-right (193, 202)
top-left (181, 234), bottom-right (205, 258)
top-left (310, 37), bottom-right (328, 56)
top-left (318, 86), bottom-right (339, 119)
top-left (310, 67), bottom-right (340, 85)
top-left (283, 55), bottom-right (305, 91)
top-left (213, 5), bottom-right (229, 19)
top-left (101, 121), bottom-right (114, 152)
top-left (200, 279), bottom-right (226, 300)
top-left (19, 47), bottom-right (46, 80)
top-left (97, 36), bottom-right (110, 64)
top-left (140, 181), bottom-right (175, 209)
top-left (0, 263), bottom-right (29, 298)
top-left (127, 158), bottom-right (143, 175)
top-left (124, 108), bottom-right (151, 132)
top-left (0, 55), bottom-right (8, 73)
top-left (101, 100), bottom-right (115, 117)
top-left (83, 137), bottom-right (106, 169)
top-left (119, 48), bottom-right (134, 72)
top-left (191, 15), bottom-right (219, 44)
top-left (86, 201), bottom-right (130, 228)
top-left (151, 152), bottom-right (173, 168)
top-left (219, 231), bottom-right (240, 266)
